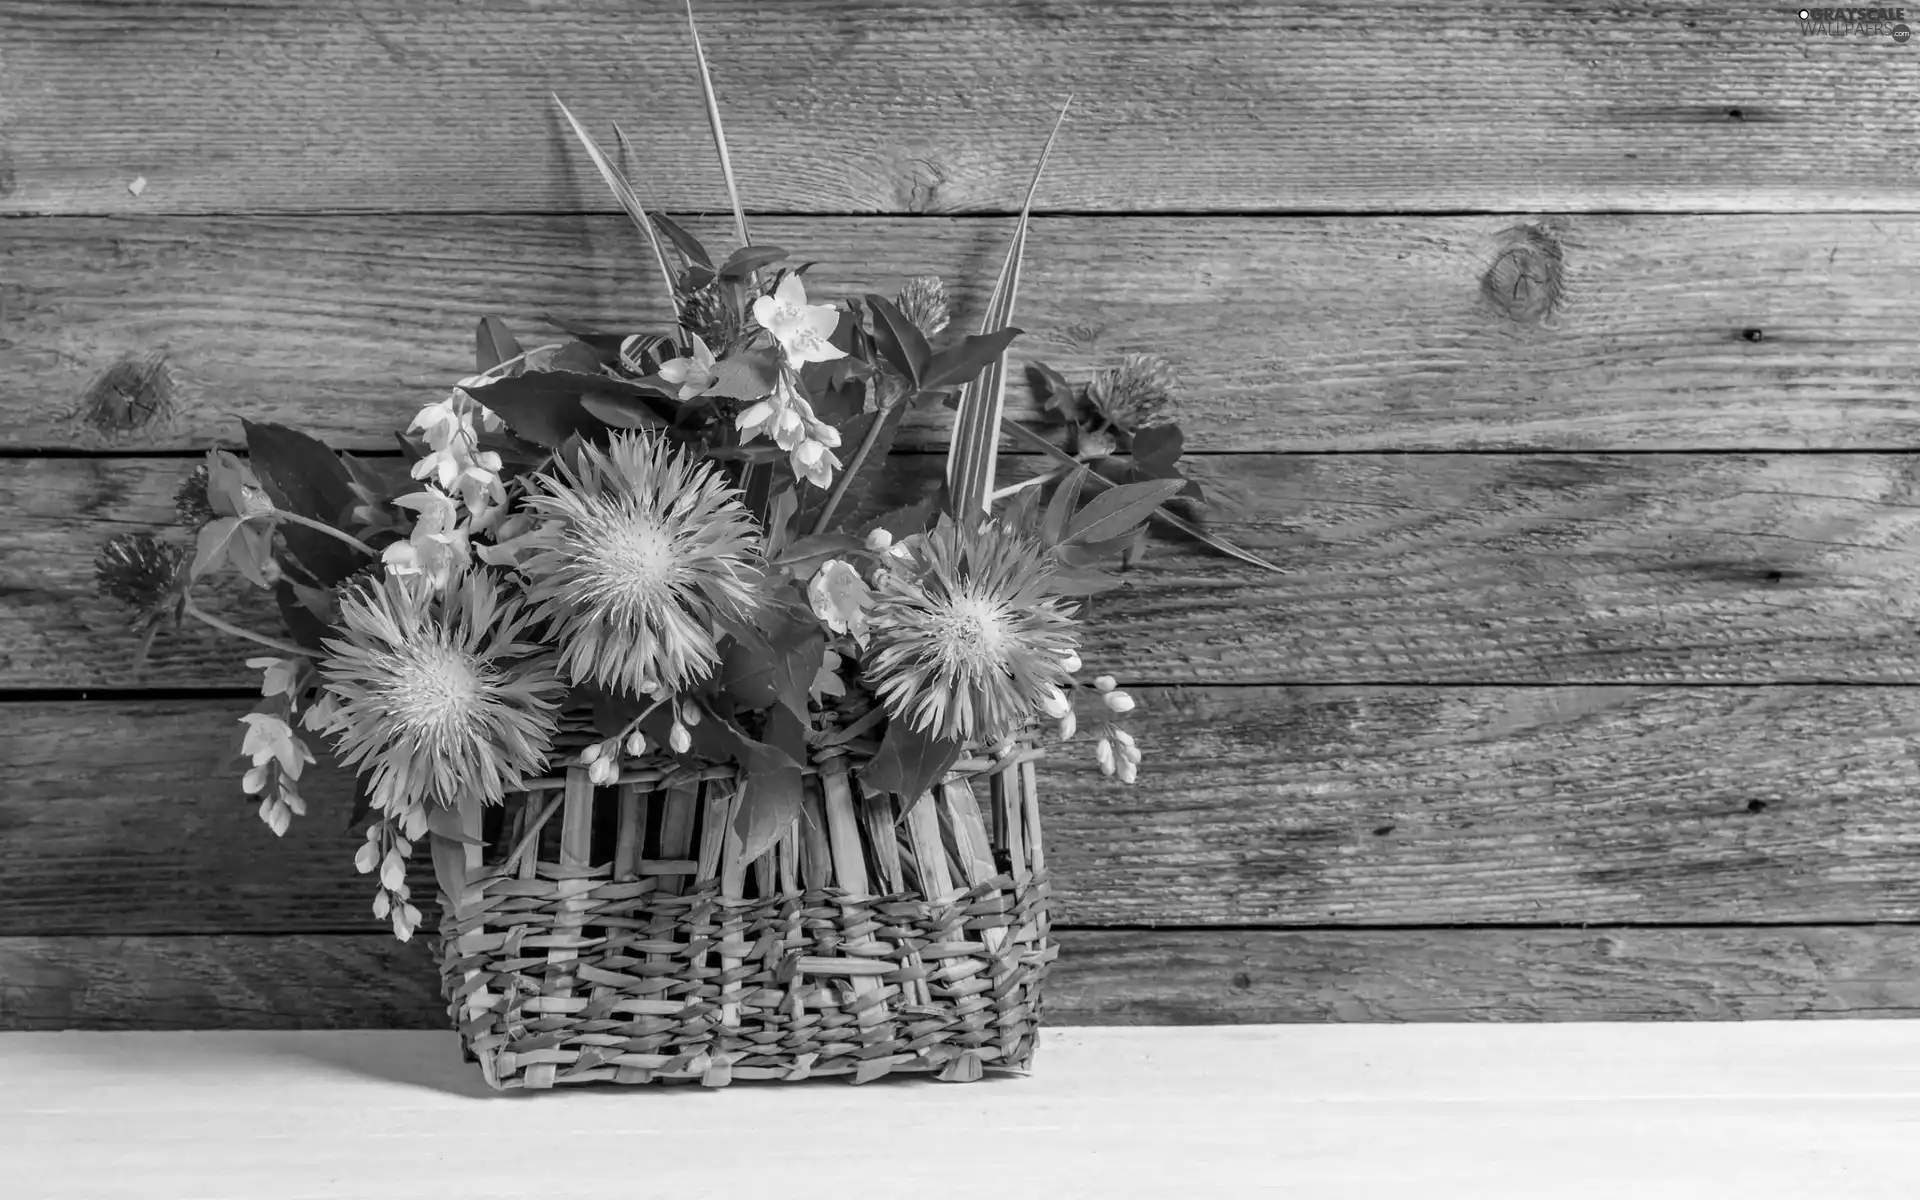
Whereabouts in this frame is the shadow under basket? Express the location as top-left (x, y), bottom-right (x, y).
top-left (428, 724), bottom-right (1057, 1090)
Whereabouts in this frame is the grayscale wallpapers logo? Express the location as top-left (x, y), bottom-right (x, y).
top-left (1796, 7), bottom-right (1911, 39)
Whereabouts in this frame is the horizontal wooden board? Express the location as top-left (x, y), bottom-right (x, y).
top-left (6, 926), bottom-right (1916, 1029)
top-left (6, 692), bottom-right (1919, 936)
top-left (14, 453), bottom-right (1920, 689)
top-left (10, 214), bottom-right (1920, 454)
top-left (2, 3), bottom-right (1913, 216)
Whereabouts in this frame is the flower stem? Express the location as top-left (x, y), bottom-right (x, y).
top-left (186, 604), bottom-right (310, 658)
top-left (810, 393), bottom-right (904, 537)
top-left (260, 511), bottom-right (376, 558)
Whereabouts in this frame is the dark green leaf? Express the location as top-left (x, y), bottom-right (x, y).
top-left (794, 402), bottom-right (908, 534)
top-left (863, 496), bottom-right (940, 544)
top-left (1063, 478), bottom-right (1189, 545)
top-left (717, 602), bottom-right (823, 718)
top-left (1001, 480), bottom-right (1043, 535)
top-left (242, 420), bottom-right (364, 585)
top-left (732, 703), bottom-right (808, 863)
top-left (919, 327), bottom-right (1024, 392)
top-left (539, 314), bottom-right (633, 359)
top-left (650, 213), bottom-right (714, 271)
top-left (858, 718), bottom-right (963, 805)
top-left (1027, 361), bottom-right (1080, 425)
top-left (190, 518), bottom-right (242, 581)
top-left (1129, 424), bottom-right (1184, 476)
top-left (394, 431), bottom-right (427, 464)
top-left (706, 347), bottom-right (780, 402)
top-left (719, 245), bottom-right (788, 280)
top-left (863, 294), bottom-right (930, 388)
top-left (475, 317), bottom-right (523, 372)
top-left (1044, 564), bottom-right (1126, 595)
top-left (1041, 464), bottom-right (1091, 546)
top-left (274, 581), bottom-right (333, 652)
top-left (580, 393), bottom-right (670, 430)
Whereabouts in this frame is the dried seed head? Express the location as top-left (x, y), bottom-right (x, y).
top-left (1087, 353), bottom-right (1180, 433)
top-left (894, 274), bottom-right (951, 338)
top-left (173, 465), bottom-right (217, 527)
top-left (93, 532), bottom-right (186, 617)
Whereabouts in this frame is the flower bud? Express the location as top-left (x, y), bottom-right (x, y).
top-left (1059, 650), bottom-right (1082, 674)
top-left (354, 841), bottom-right (379, 874)
top-left (581, 742), bottom-right (603, 765)
top-left (680, 700), bottom-right (702, 727)
top-left (1102, 689), bottom-right (1136, 714)
top-left (589, 757), bottom-right (618, 786)
top-left (625, 730), bottom-right (648, 757)
top-left (1038, 685), bottom-right (1072, 721)
top-left (1116, 759), bottom-right (1138, 784)
top-left (1095, 738), bottom-right (1115, 775)
top-left (669, 722), bottom-right (692, 754)
top-left (865, 528), bottom-right (894, 552)
top-left (372, 889), bottom-right (392, 920)
top-left (378, 849), bottom-right (405, 892)
top-left (1093, 674), bottom-right (1117, 693)
top-left (1058, 710), bottom-right (1077, 741)
top-left (1118, 738), bottom-right (1142, 766)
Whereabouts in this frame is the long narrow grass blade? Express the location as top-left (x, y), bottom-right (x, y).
top-left (946, 95), bottom-right (1073, 518)
top-left (686, 0), bottom-right (750, 249)
top-left (553, 95), bottom-right (682, 322)
top-left (999, 416), bottom-right (1287, 574)
top-left (612, 121), bottom-right (686, 323)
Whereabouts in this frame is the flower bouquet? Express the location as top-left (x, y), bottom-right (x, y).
top-left (93, 8), bottom-right (1276, 1090)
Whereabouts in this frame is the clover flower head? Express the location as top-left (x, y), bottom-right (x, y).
top-left (1088, 353), bottom-right (1180, 432)
top-left (895, 274), bottom-right (951, 338)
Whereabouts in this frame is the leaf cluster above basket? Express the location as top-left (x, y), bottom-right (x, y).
top-left (91, 13), bottom-right (1278, 949)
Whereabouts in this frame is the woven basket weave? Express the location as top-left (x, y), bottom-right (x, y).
top-left (429, 712), bottom-right (1056, 1089)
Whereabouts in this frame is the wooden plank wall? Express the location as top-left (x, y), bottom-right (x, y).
top-left (5, 1), bottom-right (1920, 1029)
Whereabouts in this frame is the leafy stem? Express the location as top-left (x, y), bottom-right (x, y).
top-left (185, 602), bottom-right (311, 658)
top-left (809, 386), bottom-right (908, 537)
top-left (256, 510), bottom-right (377, 558)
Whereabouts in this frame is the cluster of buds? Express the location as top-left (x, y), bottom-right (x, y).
top-left (577, 699), bottom-right (700, 784)
top-left (737, 372), bottom-right (843, 489)
top-left (240, 659), bottom-right (320, 834)
top-left (354, 819), bottom-right (423, 942)
top-left (1088, 673), bottom-right (1143, 784)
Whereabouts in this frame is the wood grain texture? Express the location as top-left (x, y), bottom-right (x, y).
top-left (10, 214), bottom-right (1920, 454)
top-left (5, 926), bottom-right (1916, 1030)
top-left (2, 2), bottom-right (1912, 216)
top-left (6, 693), bottom-right (1919, 936)
top-left (15, 453), bottom-right (1920, 689)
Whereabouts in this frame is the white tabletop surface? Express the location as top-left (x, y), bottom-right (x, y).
top-left (5, 1022), bottom-right (1919, 1199)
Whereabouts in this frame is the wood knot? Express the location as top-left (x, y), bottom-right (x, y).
top-left (1480, 225), bottom-right (1566, 325)
top-left (81, 351), bottom-right (175, 434)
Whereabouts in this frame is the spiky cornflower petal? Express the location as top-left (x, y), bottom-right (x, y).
top-left (94, 532), bottom-right (186, 618)
top-left (895, 274), bottom-right (951, 338)
top-left (862, 519), bottom-right (1081, 746)
top-left (518, 430), bottom-right (766, 697)
top-left (318, 568), bottom-right (565, 820)
top-left (1087, 353), bottom-right (1180, 432)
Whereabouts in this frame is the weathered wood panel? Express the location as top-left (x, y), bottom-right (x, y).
top-left (14, 453), bottom-right (1920, 689)
top-left (6, 693), bottom-right (1918, 936)
top-left (6, 926), bottom-right (1916, 1030)
top-left (2, 3), bottom-right (1911, 217)
top-left (10, 214), bottom-right (1920, 454)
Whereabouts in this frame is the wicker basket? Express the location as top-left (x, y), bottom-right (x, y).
top-left (429, 712), bottom-right (1056, 1089)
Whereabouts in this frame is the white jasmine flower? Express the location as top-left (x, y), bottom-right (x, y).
top-left (752, 274), bottom-right (848, 370)
top-left (656, 333), bottom-right (720, 400)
